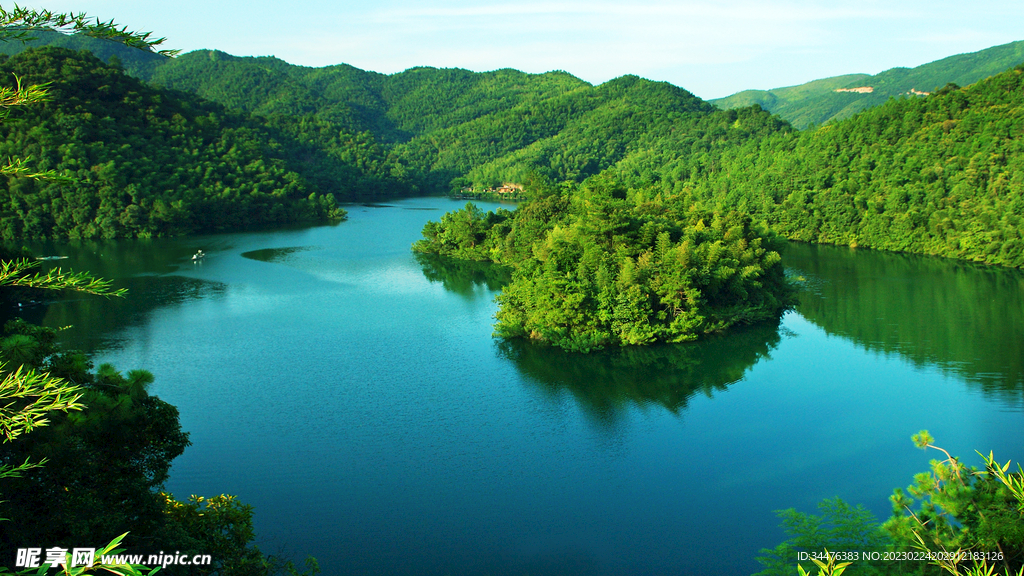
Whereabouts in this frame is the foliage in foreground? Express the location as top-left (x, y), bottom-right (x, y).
top-left (756, 432), bottom-right (1024, 576)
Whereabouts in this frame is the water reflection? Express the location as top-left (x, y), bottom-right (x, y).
top-left (498, 320), bottom-right (783, 423)
top-left (414, 252), bottom-right (512, 299)
top-left (786, 242), bottom-right (1024, 406)
top-left (240, 246), bottom-right (315, 263)
top-left (1, 238), bottom-right (228, 353)
top-left (39, 275), bottom-right (226, 352)
top-left (14, 237), bottom-right (226, 278)
top-left (414, 249), bottom-right (784, 422)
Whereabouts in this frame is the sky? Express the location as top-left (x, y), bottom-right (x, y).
top-left (25, 0), bottom-right (1024, 99)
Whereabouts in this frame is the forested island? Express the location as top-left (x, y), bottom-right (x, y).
top-left (413, 180), bottom-right (795, 351)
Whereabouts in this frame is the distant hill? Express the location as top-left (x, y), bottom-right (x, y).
top-left (138, 50), bottom-right (594, 144)
top-left (711, 74), bottom-right (869, 114)
top-left (0, 29), bottom-right (169, 77)
top-left (712, 39), bottom-right (1024, 128)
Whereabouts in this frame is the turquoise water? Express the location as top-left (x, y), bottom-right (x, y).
top-left (27, 197), bottom-right (1024, 575)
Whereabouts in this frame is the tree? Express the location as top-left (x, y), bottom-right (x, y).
top-left (761, 433), bottom-right (1024, 576)
top-left (0, 4), bottom-right (176, 180)
top-left (754, 498), bottom-right (889, 576)
top-left (884, 432), bottom-right (1024, 575)
top-left (0, 260), bottom-right (124, 482)
top-left (0, 5), bottom-right (177, 54)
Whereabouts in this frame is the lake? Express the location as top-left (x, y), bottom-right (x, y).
top-left (21, 196), bottom-right (1024, 575)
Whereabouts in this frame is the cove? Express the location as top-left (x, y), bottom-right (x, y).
top-left (20, 196), bottom-right (1024, 576)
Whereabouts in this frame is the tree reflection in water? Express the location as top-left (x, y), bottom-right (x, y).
top-left (786, 242), bottom-right (1024, 407)
top-left (497, 321), bottom-right (783, 424)
top-left (414, 252), bottom-right (512, 299)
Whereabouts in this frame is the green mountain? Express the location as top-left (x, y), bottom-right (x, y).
top-left (138, 50), bottom-right (591, 144)
top-left (693, 64), bottom-right (1024, 267)
top-left (0, 47), bottom-right (344, 239)
top-left (712, 39), bottom-right (1024, 128)
top-left (125, 45), bottom-right (775, 194)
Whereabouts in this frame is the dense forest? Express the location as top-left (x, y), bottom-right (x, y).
top-left (414, 177), bottom-right (796, 351)
top-left (684, 65), bottom-right (1024, 268)
top-left (411, 61), bottom-right (1024, 352)
top-left (134, 47), bottom-right (767, 193)
top-left (0, 47), bottom-right (347, 239)
top-left (418, 62), bottom-right (1024, 273)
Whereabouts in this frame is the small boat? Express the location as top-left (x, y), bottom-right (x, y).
top-left (192, 249), bottom-right (205, 261)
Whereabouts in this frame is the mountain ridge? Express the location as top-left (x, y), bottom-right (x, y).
top-left (8, 29), bottom-right (1022, 136)
top-left (712, 39), bottom-right (1024, 128)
